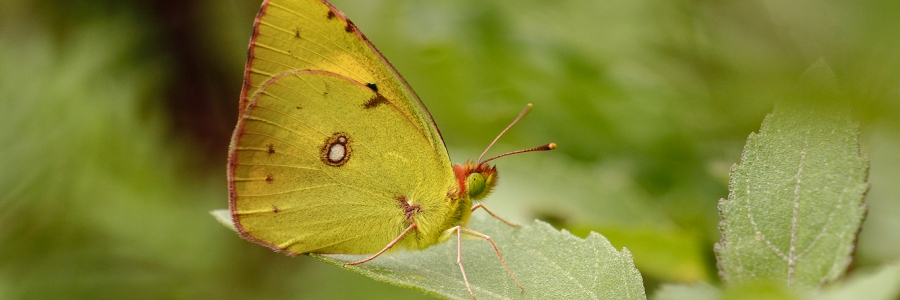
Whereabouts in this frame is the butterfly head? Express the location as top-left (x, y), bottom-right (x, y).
top-left (451, 103), bottom-right (556, 202)
top-left (453, 162), bottom-right (498, 201)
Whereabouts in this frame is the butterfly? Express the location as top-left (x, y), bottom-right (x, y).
top-left (226, 0), bottom-right (555, 298)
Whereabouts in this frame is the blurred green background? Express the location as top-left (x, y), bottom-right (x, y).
top-left (2, 0), bottom-right (899, 299)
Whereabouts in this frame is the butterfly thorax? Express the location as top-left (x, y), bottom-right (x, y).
top-left (409, 162), bottom-right (497, 247)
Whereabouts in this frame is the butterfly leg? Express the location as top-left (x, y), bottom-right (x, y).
top-left (471, 203), bottom-right (519, 227)
top-left (344, 223), bottom-right (416, 266)
top-left (451, 226), bottom-right (477, 299)
top-left (454, 226), bottom-right (525, 298)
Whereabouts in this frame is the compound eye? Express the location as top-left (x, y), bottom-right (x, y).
top-left (466, 173), bottom-right (487, 198)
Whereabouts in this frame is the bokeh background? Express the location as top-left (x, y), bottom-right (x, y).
top-left (2, 0), bottom-right (899, 299)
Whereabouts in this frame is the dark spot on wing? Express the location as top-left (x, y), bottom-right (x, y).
top-left (265, 174), bottom-right (274, 183)
top-left (344, 20), bottom-right (355, 33)
top-left (363, 94), bottom-right (388, 109)
top-left (267, 144), bottom-right (276, 155)
top-left (365, 83), bottom-right (378, 93)
top-left (327, 11), bottom-right (336, 20)
top-left (293, 27), bottom-right (301, 39)
top-left (397, 196), bottom-right (421, 224)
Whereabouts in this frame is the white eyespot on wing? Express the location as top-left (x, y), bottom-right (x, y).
top-left (328, 143), bottom-right (346, 163)
top-left (321, 132), bottom-right (351, 167)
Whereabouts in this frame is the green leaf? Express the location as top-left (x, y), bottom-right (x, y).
top-left (715, 104), bottom-right (869, 290)
top-left (651, 282), bottom-right (721, 300)
top-left (811, 261), bottom-right (900, 300)
top-left (313, 216), bottom-right (646, 300)
top-left (209, 212), bottom-right (646, 299)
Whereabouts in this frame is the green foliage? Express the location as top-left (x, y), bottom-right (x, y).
top-left (213, 211), bottom-right (646, 299)
top-left (715, 104), bottom-right (869, 289)
top-left (651, 283), bottom-right (721, 300)
top-left (721, 282), bottom-right (802, 300)
top-left (319, 217), bottom-right (645, 300)
top-left (569, 224), bottom-right (710, 283)
top-left (813, 261), bottom-right (900, 300)
top-left (653, 104), bottom-right (900, 300)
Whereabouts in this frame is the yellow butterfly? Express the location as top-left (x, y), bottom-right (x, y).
top-left (227, 0), bottom-right (554, 297)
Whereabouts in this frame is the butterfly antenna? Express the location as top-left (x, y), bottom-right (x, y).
top-left (481, 143), bottom-right (556, 164)
top-left (477, 103), bottom-right (556, 164)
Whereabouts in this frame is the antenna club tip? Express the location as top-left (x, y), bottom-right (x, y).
top-left (520, 103), bottom-right (534, 114)
top-left (548, 143), bottom-right (557, 150)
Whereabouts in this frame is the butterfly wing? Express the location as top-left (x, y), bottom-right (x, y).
top-left (228, 0), bottom-right (456, 254)
top-left (238, 0), bottom-right (444, 151)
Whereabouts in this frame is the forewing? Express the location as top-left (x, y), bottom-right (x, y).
top-left (240, 0), bottom-right (446, 153)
